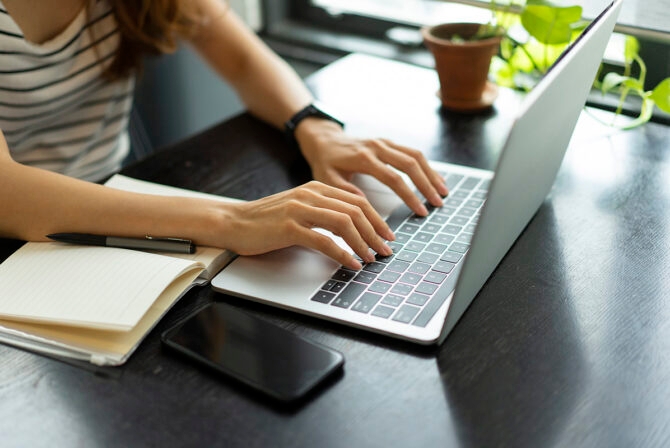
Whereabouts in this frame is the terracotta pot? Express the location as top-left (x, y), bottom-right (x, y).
top-left (422, 23), bottom-right (502, 111)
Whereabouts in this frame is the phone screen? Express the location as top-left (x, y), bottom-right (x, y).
top-left (162, 303), bottom-right (344, 402)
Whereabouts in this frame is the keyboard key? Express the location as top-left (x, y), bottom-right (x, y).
top-left (369, 281), bottom-right (392, 294)
top-left (429, 214), bottom-right (449, 225)
top-left (452, 190), bottom-right (469, 199)
top-left (422, 223), bottom-right (442, 233)
top-left (322, 279), bottom-right (337, 290)
top-left (382, 294), bottom-right (404, 307)
top-left (415, 282), bottom-right (439, 295)
top-left (408, 262), bottom-right (431, 275)
top-left (363, 262), bottom-right (386, 273)
top-left (443, 224), bottom-right (462, 235)
top-left (352, 292), bottom-right (382, 314)
top-left (434, 234), bottom-right (455, 245)
top-left (472, 191), bottom-right (487, 200)
top-left (398, 223), bottom-right (420, 234)
top-left (436, 206), bottom-right (457, 216)
top-left (387, 260), bottom-right (410, 273)
top-left (446, 173), bottom-right (464, 188)
top-left (433, 261), bottom-right (455, 274)
top-left (311, 290), bottom-right (336, 304)
top-left (396, 251), bottom-right (418, 263)
top-left (388, 241), bottom-right (404, 252)
top-left (444, 197), bottom-right (463, 207)
top-left (464, 224), bottom-right (477, 233)
top-left (332, 295), bottom-right (356, 309)
top-left (394, 233), bottom-right (412, 244)
top-left (466, 199), bottom-right (484, 209)
top-left (449, 242), bottom-right (469, 254)
top-left (407, 215), bottom-right (428, 225)
top-left (405, 241), bottom-right (426, 252)
top-left (417, 252), bottom-right (439, 264)
top-left (332, 269), bottom-right (356, 282)
top-left (457, 207), bottom-right (477, 217)
top-left (413, 232), bottom-right (433, 243)
top-left (426, 243), bottom-right (448, 254)
top-left (378, 270), bottom-right (401, 283)
top-left (460, 177), bottom-right (481, 190)
top-left (449, 216), bottom-right (469, 226)
top-left (406, 292), bottom-right (430, 307)
top-left (400, 272), bottom-right (422, 285)
top-left (330, 281), bottom-right (347, 293)
top-left (425, 271), bottom-right (447, 284)
top-left (456, 233), bottom-right (473, 243)
top-left (354, 271), bottom-right (376, 284)
top-left (392, 305), bottom-right (421, 324)
top-left (441, 251), bottom-right (462, 263)
top-left (391, 283), bottom-right (413, 296)
top-left (372, 305), bottom-right (395, 319)
top-left (337, 280), bottom-right (366, 301)
top-left (375, 253), bottom-right (394, 263)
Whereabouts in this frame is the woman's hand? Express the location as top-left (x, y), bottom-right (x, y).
top-left (214, 181), bottom-right (395, 270)
top-left (295, 118), bottom-right (449, 216)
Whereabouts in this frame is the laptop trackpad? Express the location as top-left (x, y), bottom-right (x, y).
top-left (211, 245), bottom-right (340, 306)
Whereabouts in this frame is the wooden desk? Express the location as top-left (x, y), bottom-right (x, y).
top-left (2, 53), bottom-right (670, 447)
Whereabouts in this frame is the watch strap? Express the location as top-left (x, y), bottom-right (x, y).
top-left (284, 103), bottom-right (344, 148)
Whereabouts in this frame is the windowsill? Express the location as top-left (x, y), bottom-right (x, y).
top-left (263, 21), bottom-right (670, 126)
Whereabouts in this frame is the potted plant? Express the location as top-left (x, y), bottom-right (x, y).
top-left (421, 21), bottom-right (504, 112)
top-left (423, 0), bottom-right (670, 124)
top-left (490, 0), bottom-right (670, 128)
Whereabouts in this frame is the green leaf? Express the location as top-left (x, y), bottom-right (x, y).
top-left (650, 78), bottom-right (670, 113)
top-left (622, 98), bottom-right (655, 130)
top-left (491, 56), bottom-right (516, 88)
top-left (601, 72), bottom-right (639, 95)
top-left (521, 4), bottom-right (583, 45)
top-left (624, 36), bottom-right (640, 64)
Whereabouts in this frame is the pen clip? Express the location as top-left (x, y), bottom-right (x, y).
top-left (145, 235), bottom-right (193, 244)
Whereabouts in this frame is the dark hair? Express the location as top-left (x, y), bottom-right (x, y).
top-left (102, 0), bottom-right (205, 80)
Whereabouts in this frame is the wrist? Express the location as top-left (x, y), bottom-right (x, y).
top-left (284, 103), bottom-right (344, 150)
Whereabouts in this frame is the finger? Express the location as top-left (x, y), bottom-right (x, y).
top-left (319, 170), bottom-right (366, 198)
top-left (298, 205), bottom-right (378, 263)
top-left (294, 226), bottom-right (362, 270)
top-left (382, 139), bottom-right (449, 197)
top-left (309, 181), bottom-right (395, 241)
top-left (352, 154), bottom-right (429, 216)
top-left (375, 143), bottom-right (444, 208)
top-left (295, 193), bottom-right (393, 262)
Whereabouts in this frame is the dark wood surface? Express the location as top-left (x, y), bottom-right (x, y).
top-left (2, 53), bottom-right (670, 447)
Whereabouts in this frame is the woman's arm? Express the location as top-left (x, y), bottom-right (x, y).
top-left (187, 0), bottom-right (448, 216)
top-left (0, 131), bottom-right (391, 269)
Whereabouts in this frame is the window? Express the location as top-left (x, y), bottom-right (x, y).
top-left (263, 0), bottom-right (670, 123)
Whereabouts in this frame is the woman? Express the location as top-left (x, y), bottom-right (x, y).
top-left (0, 0), bottom-right (448, 270)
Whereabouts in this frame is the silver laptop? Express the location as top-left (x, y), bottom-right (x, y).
top-left (212, 0), bottom-right (622, 345)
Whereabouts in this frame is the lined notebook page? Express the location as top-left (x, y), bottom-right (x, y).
top-left (0, 243), bottom-right (204, 331)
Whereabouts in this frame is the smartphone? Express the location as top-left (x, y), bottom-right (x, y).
top-left (161, 303), bottom-right (344, 403)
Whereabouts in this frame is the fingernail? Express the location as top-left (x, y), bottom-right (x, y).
top-left (384, 229), bottom-right (396, 241)
top-left (418, 204), bottom-right (429, 216)
top-left (438, 183), bottom-right (449, 196)
top-left (364, 249), bottom-right (376, 263)
top-left (350, 258), bottom-right (363, 270)
top-left (430, 193), bottom-right (443, 206)
top-left (382, 243), bottom-right (393, 256)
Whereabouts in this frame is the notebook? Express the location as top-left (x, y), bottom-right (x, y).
top-left (211, 0), bottom-right (623, 345)
top-left (0, 175), bottom-right (239, 366)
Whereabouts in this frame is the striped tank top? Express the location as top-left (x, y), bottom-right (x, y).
top-left (0, 0), bottom-right (134, 181)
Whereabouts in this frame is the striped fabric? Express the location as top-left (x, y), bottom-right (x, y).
top-left (0, 0), bottom-right (134, 181)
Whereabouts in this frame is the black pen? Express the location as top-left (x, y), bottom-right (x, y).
top-left (46, 233), bottom-right (196, 254)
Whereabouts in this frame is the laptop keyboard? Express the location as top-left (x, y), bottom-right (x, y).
top-left (311, 171), bottom-right (489, 327)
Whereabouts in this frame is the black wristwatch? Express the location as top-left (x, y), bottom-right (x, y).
top-left (284, 102), bottom-right (344, 148)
